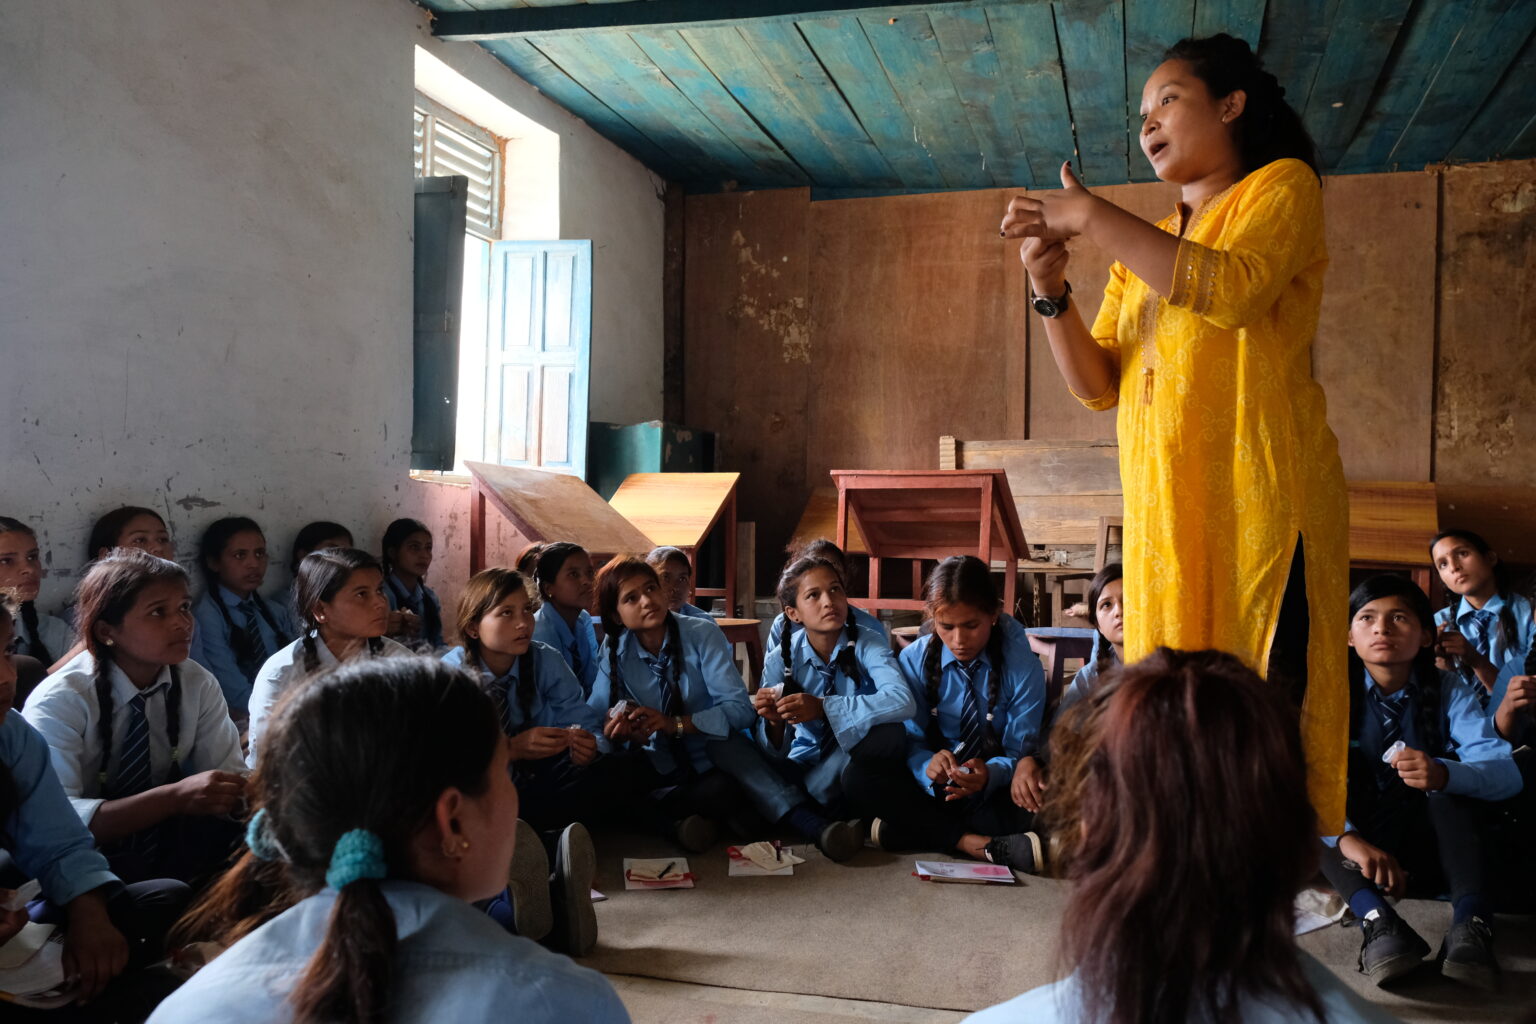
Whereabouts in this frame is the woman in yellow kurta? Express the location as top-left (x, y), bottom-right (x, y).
top-left (1001, 35), bottom-right (1348, 833)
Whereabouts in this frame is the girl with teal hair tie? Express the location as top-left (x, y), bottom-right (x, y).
top-left (153, 656), bottom-right (629, 1024)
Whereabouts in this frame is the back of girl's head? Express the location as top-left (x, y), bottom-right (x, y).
top-left (455, 568), bottom-right (535, 658)
top-left (198, 656), bottom-right (500, 1024)
top-left (199, 517), bottom-right (262, 582)
top-left (922, 556), bottom-right (1000, 615)
top-left (534, 542), bottom-right (588, 600)
top-left (793, 538), bottom-right (848, 578)
top-left (88, 507), bottom-right (165, 560)
top-left (595, 555), bottom-right (656, 638)
top-left (76, 549), bottom-right (189, 659)
top-left (294, 548), bottom-right (381, 630)
top-left (514, 542), bottom-right (548, 577)
top-left (290, 521), bottom-right (353, 575)
top-left (1164, 34), bottom-right (1319, 178)
top-left (1046, 647), bottom-right (1319, 1024)
top-left (645, 546), bottom-right (690, 571)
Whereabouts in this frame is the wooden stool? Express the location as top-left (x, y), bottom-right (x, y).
top-left (716, 618), bottom-right (763, 689)
top-left (890, 625), bottom-right (923, 652)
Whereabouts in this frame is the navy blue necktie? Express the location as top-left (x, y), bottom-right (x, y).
top-left (954, 659), bottom-right (987, 763)
top-left (1370, 687), bottom-right (1407, 790)
top-left (113, 690), bottom-right (161, 863)
top-left (237, 598), bottom-right (266, 680)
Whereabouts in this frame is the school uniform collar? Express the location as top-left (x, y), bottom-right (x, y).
top-left (388, 573), bottom-right (425, 604)
top-left (103, 658), bottom-right (175, 705)
top-left (541, 605), bottom-right (588, 644)
top-left (622, 628), bottom-right (674, 665)
top-left (1362, 667), bottom-right (1413, 706)
top-left (217, 584), bottom-right (262, 610)
top-left (1450, 593), bottom-right (1505, 624)
top-left (798, 626), bottom-right (856, 671)
top-left (939, 643), bottom-right (992, 676)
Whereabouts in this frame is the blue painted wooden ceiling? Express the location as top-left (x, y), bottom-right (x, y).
top-left (419, 1), bottom-right (1536, 193)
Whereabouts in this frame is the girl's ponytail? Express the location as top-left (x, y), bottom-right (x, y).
top-left (292, 830), bottom-right (394, 1024)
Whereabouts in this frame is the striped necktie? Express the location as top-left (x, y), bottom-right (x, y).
top-left (954, 659), bottom-right (987, 763)
top-left (808, 647), bottom-right (856, 759)
top-left (113, 691), bottom-right (160, 864)
top-left (1460, 609), bottom-right (1497, 711)
top-left (1370, 687), bottom-right (1408, 790)
top-left (237, 598), bottom-right (265, 680)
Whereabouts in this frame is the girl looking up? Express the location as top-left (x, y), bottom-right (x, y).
top-left (532, 543), bottom-right (599, 697)
top-left (153, 657), bottom-right (628, 1023)
top-left (1430, 529), bottom-right (1533, 707)
top-left (862, 556), bottom-right (1049, 873)
top-left (245, 549), bottom-right (407, 766)
top-left (23, 549), bottom-right (246, 886)
top-left (381, 518), bottom-right (444, 652)
top-left (645, 546), bottom-right (713, 620)
top-left (0, 516), bottom-right (75, 666)
top-left (191, 517), bottom-right (295, 719)
top-left (766, 539), bottom-right (885, 648)
top-left (88, 507), bottom-right (175, 562)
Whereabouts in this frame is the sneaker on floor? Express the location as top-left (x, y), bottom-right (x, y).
top-left (816, 819), bottom-right (862, 862)
top-left (1357, 912), bottom-right (1429, 987)
top-left (984, 832), bottom-right (1045, 875)
top-left (1439, 916), bottom-right (1499, 990)
top-left (549, 823), bottom-right (598, 958)
top-left (672, 814), bottom-right (718, 853)
top-left (507, 819), bottom-right (552, 942)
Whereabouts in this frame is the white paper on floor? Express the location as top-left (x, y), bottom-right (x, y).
top-left (1294, 887), bottom-right (1348, 935)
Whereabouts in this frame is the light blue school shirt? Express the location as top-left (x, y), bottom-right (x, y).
top-left (442, 642), bottom-right (602, 737)
top-left (897, 616), bottom-right (1046, 799)
top-left (677, 602), bottom-right (714, 620)
top-left (0, 712), bottom-right (120, 907)
top-left (1324, 666), bottom-right (1522, 845)
top-left (766, 604), bottom-right (886, 649)
top-left (1492, 656), bottom-right (1535, 747)
top-left (1057, 647), bottom-right (1121, 719)
top-left (1434, 592), bottom-right (1534, 675)
top-left (963, 952), bottom-right (1403, 1023)
top-left (759, 621), bottom-right (915, 766)
top-left (9, 609), bottom-right (74, 664)
top-left (385, 574), bottom-right (445, 650)
top-left (534, 604), bottom-right (599, 697)
top-left (586, 613), bottom-right (753, 775)
top-left (191, 585), bottom-right (296, 716)
top-left (146, 880), bottom-right (629, 1024)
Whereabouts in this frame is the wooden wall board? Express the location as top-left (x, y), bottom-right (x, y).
top-left (1438, 485), bottom-right (1536, 568)
top-left (608, 472), bottom-right (740, 549)
top-left (941, 437), bottom-right (1123, 547)
top-left (464, 461), bottom-right (654, 556)
top-left (1346, 481), bottom-right (1439, 566)
top-left (1435, 160), bottom-right (1536, 490)
top-left (1314, 170), bottom-right (1437, 482)
top-left (681, 188), bottom-right (811, 583)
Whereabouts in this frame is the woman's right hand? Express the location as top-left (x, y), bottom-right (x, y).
top-left (752, 687), bottom-right (784, 723)
top-left (1338, 832), bottom-right (1406, 899)
top-left (1012, 755), bottom-right (1048, 812)
top-left (1019, 237), bottom-right (1069, 298)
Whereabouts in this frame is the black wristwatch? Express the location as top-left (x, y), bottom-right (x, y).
top-left (1030, 280), bottom-right (1072, 318)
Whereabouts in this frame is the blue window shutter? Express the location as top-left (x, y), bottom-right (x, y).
top-left (412, 175), bottom-right (467, 471)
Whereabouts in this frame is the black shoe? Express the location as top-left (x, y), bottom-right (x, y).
top-left (1358, 912), bottom-right (1429, 987)
top-left (672, 814), bottom-right (718, 853)
top-left (984, 832), bottom-right (1045, 875)
top-left (506, 819), bottom-right (552, 942)
top-left (1440, 916), bottom-right (1499, 990)
top-left (869, 817), bottom-right (919, 852)
top-left (816, 819), bottom-right (862, 862)
top-left (549, 824), bottom-right (598, 958)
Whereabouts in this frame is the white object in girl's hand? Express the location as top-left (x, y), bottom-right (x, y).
top-left (608, 699), bottom-right (635, 720)
top-left (0, 880), bottom-right (40, 912)
top-left (1381, 740), bottom-right (1407, 765)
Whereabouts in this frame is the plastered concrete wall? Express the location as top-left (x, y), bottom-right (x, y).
top-left (0, 0), bottom-right (664, 620)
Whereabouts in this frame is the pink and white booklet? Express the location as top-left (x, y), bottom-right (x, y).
top-left (913, 861), bottom-right (1017, 884)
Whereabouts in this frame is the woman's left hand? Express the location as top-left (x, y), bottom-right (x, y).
top-left (1001, 162), bottom-right (1099, 242)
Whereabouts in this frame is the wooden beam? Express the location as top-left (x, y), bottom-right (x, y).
top-left (432, 0), bottom-right (1038, 42)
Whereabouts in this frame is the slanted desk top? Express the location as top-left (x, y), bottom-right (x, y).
top-left (464, 461), bottom-right (654, 573)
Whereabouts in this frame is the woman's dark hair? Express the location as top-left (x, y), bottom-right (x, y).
top-left (294, 549), bottom-right (385, 673)
top-left (0, 517), bottom-right (53, 666)
top-left (1429, 529), bottom-right (1519, 655)
top-left (595, 555), bottom-right (682, 711)
top-left (514, 542), bottom-right (548, 577)
top-left (76, 550), bottom-right (190, 792)
top-left (1346, 576), bottom-right (1444, 810)
top-left (454, 567), bottom-right (538, 726)
top-left (199, 517), bottom-right (286, 679)
top-left (921, 556), bottom-right (1005, 757)
top-left (774, 555), bottom-right (859, 696)
top-left (644, 546), bottom-right (691, 571)
top-left (380, 519), bottom-right (440, 644)
top-left (1164, 34), bottom-right (1320, 178)
top-left (1046, 647), bottom-right (1323, 1024)
top-left (174, 656), bottom-right (501, 1024)
top-left (534, 542), bottom-right (590, 604)
top-left (1086, 562), bottom-right (1124, 673)
top-left (290, 521), bottom-right (353, 576)
top-left (88, 506), bottom-right (167, 560)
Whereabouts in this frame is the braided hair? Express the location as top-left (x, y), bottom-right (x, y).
top-left (294, 549), bottom-right (386, 675)
top-left (1086, 562), bottom-right (1125, 674)
top-left (200, 517), bottom-right (289, 678)
top-left (921, 556), bottom-right (1006, 757)
top-left (380, 519), bottom-right (441, 647)
top-left (0, 517), bottom-right (54, 666)
top-left (75, 549), bottom-right (190, 792)
top-left (454, 567), bottom-right (539, 728)
top-left (1429, 529), bottom-right (1521, 663)
top-left (773, 555), bottom-right (860, 697)
top-left (1163, 34), bottom-right (1320, 178)
top-left (596, 555), bottom-right (683, 712)
top-left (1345, 575), bottom-right (1445, 823)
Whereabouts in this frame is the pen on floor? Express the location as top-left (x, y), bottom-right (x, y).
top-left (660, 861), bottom-right (675, 877)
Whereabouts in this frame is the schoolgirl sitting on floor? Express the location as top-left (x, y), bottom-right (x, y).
top-left (765, 539), bottom-right (885, 647)
top-left (1430, 529), bottom-right (1534, 712)
top-left (0, 517), bottom-right (75, 667)
top-left (191, 517), bottom-right (295, 720)
top-left (645, 546), bottom-right (714, 620)
top-left (532, 543), bottom-right (599, 697)
top-left (381, 518), bottom-right (445, 652)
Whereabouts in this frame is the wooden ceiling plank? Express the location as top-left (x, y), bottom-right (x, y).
top-left (985, 3), bottom-right (1076, 187)
top-left (1388, 1), bottom-right (1536, 167)
top-left (856, 13), bottom-right (989, 188)
top-left (533, 30), bottom-right (765, 185)
top-left (797, 16), bottom-right (949, 187)
top-left (1448, 25), bottom-right (1536, 162)
top-left (1298, 0), bottom-right (1413, 169)
top-left (1053, 0), bottom-right (1131, 185)
top-left (629, 28), bottom-right (811, 184)
top-left (1254, 0), bottom-right (1335, 120)
top-left (928, 8), bottom-right (1035, 187)
top-left (1192, 0), bottom-right (1268, 48)
top-left (1123, 0), bottom-right (1194, 184)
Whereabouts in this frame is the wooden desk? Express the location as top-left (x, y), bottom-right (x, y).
top-left (609, 472), bottom-right (742, 616)
top-left (716, 618), bottom-right (764, 689)
top-left (1025, 626), bottom-right (1097, 710)
top-left (831, 469), bottom-right (1029, 617)
top-left (1347, 481), bottom-right (1439, 594)
top-left (464, 461), bottom-right (654, 574)
top-left (790, 486), bottom-right (868, 555)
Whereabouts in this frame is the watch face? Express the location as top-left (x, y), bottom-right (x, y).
top-left (1032, 297), bottom-right (1059, 317)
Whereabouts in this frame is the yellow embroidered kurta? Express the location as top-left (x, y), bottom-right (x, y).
top-left (1080, 158), bottom-right (1348, 833)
